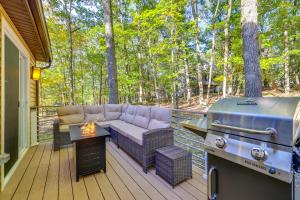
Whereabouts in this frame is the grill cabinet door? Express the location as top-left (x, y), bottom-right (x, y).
top-left (207, 154), bottom-right (292, 200)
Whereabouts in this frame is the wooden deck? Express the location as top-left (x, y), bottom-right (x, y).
top-left (0, 141), bottom-right (207, 200)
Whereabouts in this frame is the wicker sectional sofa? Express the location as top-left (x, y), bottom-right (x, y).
top-left (53, 104), bottom-right (174, 173)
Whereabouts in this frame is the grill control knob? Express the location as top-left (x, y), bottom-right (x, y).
top-left (251, 147), bottom-right (268, 161)
top-left (215, 137), bottom-right (227, 149)
top-left (269, 167), bottom-right (276, 175)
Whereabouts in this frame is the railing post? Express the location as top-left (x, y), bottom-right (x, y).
top-left (30, 107), bottom-right (38, 146)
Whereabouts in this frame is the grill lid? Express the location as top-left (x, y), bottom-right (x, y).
top-left (207, 97), bottom-right (300, 146)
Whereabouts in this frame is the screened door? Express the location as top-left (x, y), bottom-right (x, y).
top-left (4, 36), bottom-right (20, 176)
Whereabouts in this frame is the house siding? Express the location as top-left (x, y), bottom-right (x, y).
top-left (0, 5), bottom-right (39, 191)
top-left (0, 11), bottom-right (2, 192)
top-left (30, 66), bottom-right (38, 108)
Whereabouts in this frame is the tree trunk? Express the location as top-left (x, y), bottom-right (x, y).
top-left (206, 29), bottom-right (216, 103)
top-left (132, 40), bottom-right (144, 103)
top-left (171, 49), bottom-right (179, 109)
top-left (197, 65), bottom-right (204, 103)
top-left (284, 28), bottom-right (290, 93)
top-left (241, 0), bottom-right (262, 97)
top-left (147, 39), bottom-right (159, 104)
top-left (60, 56), bottom-right (68, 104)
top-left (137, 52), bottom-right (143, 103)
top-left (80, 60), bottom-right (85, 104)
top-left (223, 0), bottom-right (232, 98)
top-left (227, 62), bottom-right (233, 95)
top-left (184, 55), bottom-right (191, 104)
top-left (99, 62), bottom-right (103, 104)
top-left (170, 0), bottom-right (179, 109)
top-left (103, 0), bottom-right (119, 103)
top-left (65, 0), bottom-right (75, 105)
top-left (207, 0), bottom-right (220, 103)
top-left (191, 0), bottom-right (204, 104)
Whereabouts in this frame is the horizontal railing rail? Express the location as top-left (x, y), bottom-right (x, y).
top-left (30, 106), bottom-right (207, 169)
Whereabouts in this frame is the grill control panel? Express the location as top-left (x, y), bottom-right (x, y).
top-left (204, 132), bottom-right (293, 183)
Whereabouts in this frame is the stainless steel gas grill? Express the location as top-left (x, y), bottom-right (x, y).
top-left (204, 97), bottom-right (300, 200)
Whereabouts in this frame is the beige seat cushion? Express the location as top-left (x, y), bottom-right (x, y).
top-left (148, 107), bottom-right (172, 130)
top-left (132, 105), bottom-right (151, 129)
top-left (110, 120), bottom-right (148, 145)
top-left (95, 120), bottom-right (118, 128)
top-left (59, 123), bottom-right (82, 132)
top-left (105, 104), bottom-right (122, 120)
top-left (57, 106), bottom-right (84, 124)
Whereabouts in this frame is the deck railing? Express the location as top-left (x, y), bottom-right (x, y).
top-left (31, 106), bottom-right (207, 169)
top-left (31, 106), bottom-right (59, 143)
top-left (172, 109), bottom-right (206, 169)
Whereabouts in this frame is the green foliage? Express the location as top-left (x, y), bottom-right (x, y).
top-left (41, 0), bottom-right (300, 106)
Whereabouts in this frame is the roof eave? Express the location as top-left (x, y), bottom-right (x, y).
top-left (28, 0), bottom-right (52, 63)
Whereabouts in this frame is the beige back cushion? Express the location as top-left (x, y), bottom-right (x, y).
top-left (83, 105), bottom-right (105, 122)
top-left (148, 107), bottom-right (172, 130)
top-left (121, 105), bottom-right (137, 124)
top-left (132, 106), bottom-right (151, 129)
top-left (105, 104), bottom-right (122, 120)
top-left (84, 105), bottom-right (104, 114)
top-left (120, 104), bottom-right (129, 120)
top-left (57, 106), bottom-right (84, 124)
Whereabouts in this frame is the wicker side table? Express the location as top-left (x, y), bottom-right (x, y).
top-left (155, 145), bottom-right (192, 188)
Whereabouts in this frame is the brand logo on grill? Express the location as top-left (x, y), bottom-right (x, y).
top-left (244, 160), bottom-right (267, 171)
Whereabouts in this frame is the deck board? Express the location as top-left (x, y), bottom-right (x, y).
top-left (106, 162), bottom-right (135, 200)
top-left (0, 141), bottom-right (207, 200)
top-left (67, 147), bottom-right (89, 200)
top-left (0, 146), bottom-right (37, 200)
top-left (107, 148), bottom-right (166, 200)
top-left (43, 145), bottom-right (60, 200)
top-left (27, 144), bottom-right (52, 200)
top-left (58, 147), bottom-right (73, 200)
top-left (94, 172), bottom-right (120, 200)
top-left (84, 175), bottom-right (104, 200)
top-left (12, 144), bottom-right (45, 200)
top-left (108, 143), bottom-right (182, 200)
top-left (106, 151), bottom-right (151, 200)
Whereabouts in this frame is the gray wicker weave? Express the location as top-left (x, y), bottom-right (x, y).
top-left (53, 119), bottom-right (71, 151)
top-left (155, 145), bottom-right (192, 188)
top-left (53, 119), bottom-right (174, 173)
top-left (116, 127), bottom-right (174, 173)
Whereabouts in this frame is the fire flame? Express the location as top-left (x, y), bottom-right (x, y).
top-left (81, 122), bottom-right (96, 136)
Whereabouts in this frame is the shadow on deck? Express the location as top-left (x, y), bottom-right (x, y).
top-left (0, 141), bottom-right (207, 200)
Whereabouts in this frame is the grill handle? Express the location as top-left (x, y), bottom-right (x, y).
top-left (208, 167), bottom-right (217, 200)
top-left (212, 120), bottom-right (277, 135)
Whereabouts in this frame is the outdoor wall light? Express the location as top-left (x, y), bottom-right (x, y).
top-left (32, 67), bottom-right (41, 81)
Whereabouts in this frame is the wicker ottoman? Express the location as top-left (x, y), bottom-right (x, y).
top-left (155, 145), bottom-right (192, 188)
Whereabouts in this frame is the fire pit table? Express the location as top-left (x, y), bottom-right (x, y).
top-left (70, 123), bottom-right (110, 181)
